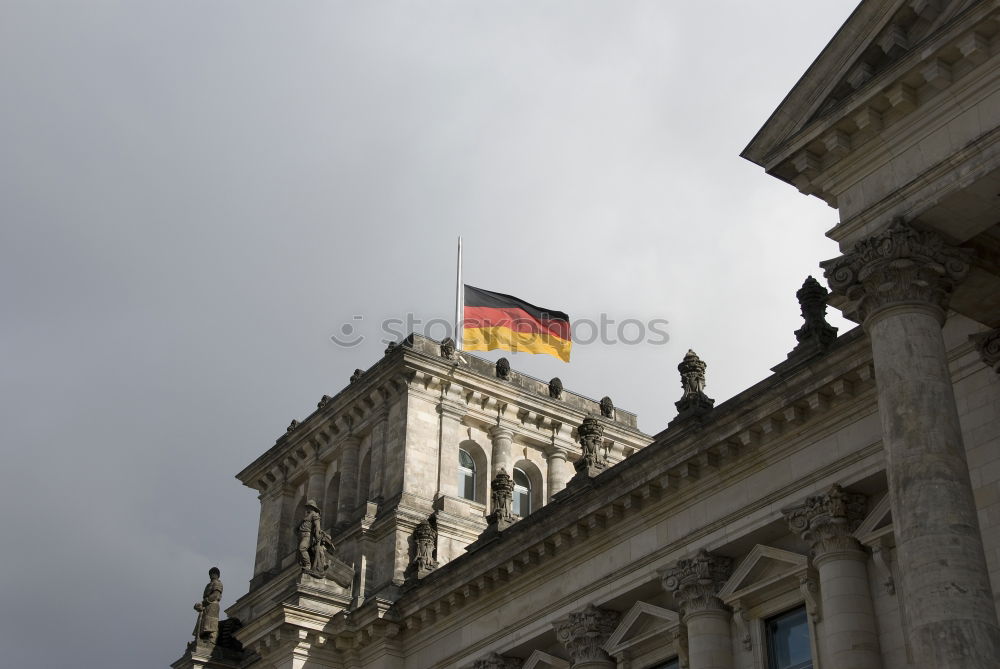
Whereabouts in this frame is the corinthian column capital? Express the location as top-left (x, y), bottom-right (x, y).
top-left (553, 604), bottom-right (620, 665)
top-left (661, 549), bottom-right (732, 617)
top-left (784, 484), bottom-right (867, 558)
top-left (819, 219), bottom-right (972, 324)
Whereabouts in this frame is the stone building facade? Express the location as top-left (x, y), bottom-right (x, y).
top-left (173, 2), bottom-right (1000, 668)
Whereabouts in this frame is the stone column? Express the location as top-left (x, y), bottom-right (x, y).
top-left (822, 220), bottom-right (1000, 667)
top-left (662, 550), bottom-right (733, 669)
top-left (306, 460), bottom-right (326, 512)
top-left (546, 449), bottom-right (569, 500)
top-left (336, 435), bottom-right (361, 525)
top-left (553, 604), bottom-right (620, 669)
top-left (785, 485), bottom-right (882, 669)
top-left (489, 424), bottom-right (514, 476)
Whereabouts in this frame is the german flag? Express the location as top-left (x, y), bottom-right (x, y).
top-left (463, 285), bottom-right (571, 362)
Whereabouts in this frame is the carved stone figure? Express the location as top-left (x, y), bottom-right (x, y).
top-left (317, 394), bottom-right (332, 409)
top-left (410, 518), bottom-right (439, 577)
top-left (599, 396), bottom-right (614, 418)
top-left (574, 415), bottom-right (607, 477)
top-left (489, 468), bottom-right (515, 529)
top-left (192, 567), bottom-right (223, 643)
top-left (297, 499), bottom-right (336, 576)
top-left (286, 419), bottom-right (300, 434)
top-left (496, 357), bottom-right (511, 380)
top-left (548, 377), bottom-right (563, 399)
top-left (384, 341), bottom-right (398, 355)
top-left (350, 368), bottom-right (364, 383)
top-left (440, 337), bottom-right (457, 360)
top-left (671, 350), bottom-right (715, 424)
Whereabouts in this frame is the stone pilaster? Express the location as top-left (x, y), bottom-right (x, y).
top-left (553, 604), bottom-right (619, 669)
top-left (821, 219), bottom-right (1000, 667)
top-left (305, 460), bottom-right (326, 513)
top-left (972, 327), bottom-right (1000, 374)
top-left (488, 425), bottom-right (514, 477)
top-left (662, 550), bottom-right (732, 669)
top-left (336, 435), bottom-right (361, 526)
top-left (368, 406), bottom-right (389, 502)
top-left (437, 400), bottom-right (467, 498)
top-left (784, 485), bottom-right (882, 669)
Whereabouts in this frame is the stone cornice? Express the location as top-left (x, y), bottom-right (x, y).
top-left (744, 1), bottom-right (999, 207)
top-left (381, 328), bottom-right (877, 639)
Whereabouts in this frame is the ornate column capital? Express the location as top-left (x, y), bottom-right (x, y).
top-left (820, 219), bottom-right (972, 324)
top-left (553, 604), bottom-right (620, 665)
top-left (661, 549), bottom-right (732, 617)
top-left (972, 328), bottom-right (1000, 374)
top-left (783, 484), bottom-right (866, 558)
top-left (472, 651), bottom-right (521, 669)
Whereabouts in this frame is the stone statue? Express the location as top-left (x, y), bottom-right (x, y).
top-left (317, 394), bottom-right (332, 409)
top-left (575, 415), bottom-right (607, 476)
top-left (409, 517), bottom-right (439, 577)
top-left (496, 357), bottom-right (511, 380)
top-left (489, 468), bottom-right (515, 527)
top-left (440, 338), bottom-right (457, 360)
top-left (384, 341), bottom-right (398, 355)
top-left (549, 377), bottom-right (563, 399)
top-left (672, 350), bottom-right (715, 424)
top-left (286, 419), bottom-right (300, 434)
top-left (350, 368), bottom-right (364, 383)
top-left (192, 567), bottom-right (223, 643)
top-left (599, 396), bottom-right (614, 418)
top-left (297, 499), bottom-right (336, 576)
top-left (790, 276), bottom-right (838, 357)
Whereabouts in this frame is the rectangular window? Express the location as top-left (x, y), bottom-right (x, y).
top-left (765, 606), bottom-right (812, 669)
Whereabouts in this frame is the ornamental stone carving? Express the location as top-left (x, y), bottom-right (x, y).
top-left (792, 276), bottom-right (838, 357)
top-left (473, 651), bottom-right (522, 669)
top-left (599, 396), bottom-right (614, 418)
top-left (972, 328), bottom-right (1000, 374)
top-left (819, 219), bottom-right (972, 323)
top-left (496, 357), bottom-right (511, 380)
top-left (409, 517), bottom-right (438, 578)
top-left (384, 341), bottom-right (398, 355)
top-left (671, 350), bottom-right (715, 423)
top-left (489, 468), bottom-right (515, 529)
top-left (662, 549), bottom-right (733, 617)
top-left (350, 368), bottom-right (364, 383)
top-left (192, 567), bottom-right (223, 643)
top-left (549, 377), bottom-right (564, 399)
top-left (317, 394), bottom-right (332, 409)
top-left (784, 484), bottom-right (867, 557)
top-left (553, 604), bottom-right (620, 665)
top-left (296, 500), bottom-right (340, 579)
top-left (286, 419), bottom-right (300, 434)
top-left (440, 337), bottom-right (457, 360)
top-left (574, 415), bottom-right (608, 477)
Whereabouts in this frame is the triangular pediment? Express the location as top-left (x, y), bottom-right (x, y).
top-left (603, 602), bottom-right (680, 656)
top-left (742, 0), bottom-right (986, 172)
top-left (718, 545), bottom-right (808, 603)
top-left (522, 650), bottom-right (569, 669)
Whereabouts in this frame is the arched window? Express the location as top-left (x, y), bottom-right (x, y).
top-left (513, 467), bottom-right (531, 516)
top-left (458, 448), bottom-right (476, 501)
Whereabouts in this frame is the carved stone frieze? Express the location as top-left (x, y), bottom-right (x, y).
top-left (784, 484), bottom-right (867, 557)
top-left (662, 549), bottom-right (732, 617)
top-left (972, 328), bottom-right (1000, 374)
top-left (820, 219), bottom-right (972, 323)
top-left (553, 604), bottom-right (620, 665)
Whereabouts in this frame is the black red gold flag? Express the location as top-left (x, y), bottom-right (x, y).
top-left (462, 285), bottom-right (571, 362)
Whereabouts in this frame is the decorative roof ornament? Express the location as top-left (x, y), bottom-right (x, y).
top-left (317, 394), bottom-right (332, 410)
top-left (773, 276), bottom-right (839, 371)
top-left (670, 350), bottom-right (715, 426)
top-left (408, 517), bottom-right (439, 579)
top-left (350, 369), bottom-right (364, 383)
top-left (286, 419), bottom-right (300, 434)
top-left (440, 338), bottom-right (457, 360)
top-left (488, 468), bottom-right (515, 530)
top-left (496, 357), bottom-right (511, 381)
top-left (548, 377), bottom-right (563, 399)
top-left (384, 341), bottom-right (398, 355)
top-left (599, 396), bottom-right (615, 419)
top-left (573, 415), bottom-right (608, 478)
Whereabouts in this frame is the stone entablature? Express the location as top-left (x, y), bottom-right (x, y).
top-left (742, 1), bottom-right (1000, 238)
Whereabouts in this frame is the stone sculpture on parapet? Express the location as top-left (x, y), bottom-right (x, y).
top-left (549, 376), bottom-right (563, 399)
top-left (669, 349), bottom-right (715, 426)
top-left (407, 517), bottom-right (439, 580)
top-left (489, 468), bottom-right (515, 530)
top-left (599, 396), bottom-right (615, 419)
top-left (773, 276), bottom-right (839, 372)
top-left (574, 415), bottom-right (608, 478)
top-left (496, 357), bottom-right (511, 380)
top-left (192, 567), bottom-right (223, 644)
top-left (293, 500), bottom-right (354, 587)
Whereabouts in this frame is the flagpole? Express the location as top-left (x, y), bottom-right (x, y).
top-left (455, 236), bottom-right (463, 351)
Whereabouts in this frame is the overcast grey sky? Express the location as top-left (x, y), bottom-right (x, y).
top-left (0, 2), bottom-right (859, 666)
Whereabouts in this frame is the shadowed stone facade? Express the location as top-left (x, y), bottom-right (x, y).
top-left (173, 2), bottom-right (1000, 667)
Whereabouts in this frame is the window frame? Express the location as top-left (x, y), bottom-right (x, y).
top-left (512, 466), bottom-right (531, 517)
top-left (458, 448), bottom-right (477, 502)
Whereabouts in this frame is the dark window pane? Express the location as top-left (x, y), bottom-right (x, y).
top-left (513, 468), bottom-right (529, 487)
top-left (648, 660), bottom-right (679, 669)
top-left (766, 606), bottom-right (812, 669)
top-left (459, 449), bottom-right (474, 469)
